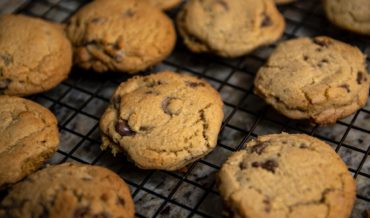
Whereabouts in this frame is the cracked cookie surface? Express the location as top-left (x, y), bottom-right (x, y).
top-left (66, 0), bottom-right (176, 73)
top-left (254, 36), bottom-right (369, 125)
top-left (0, 96), bottom-right (59, 189)
top-left (148, 0), bottom-right (182, 10)
top-left (100, 71), bottom-right (224, 170)
top-left (324, 0), bottom-right (370, 35)
top-left (218, 133), bottom-right (356, 218)
top-left (0, 163), bottom-right (135, 218)
top-left (176, 0), bottom-right (285, 57)
top-left (0, 14), bottom-right (72, 96)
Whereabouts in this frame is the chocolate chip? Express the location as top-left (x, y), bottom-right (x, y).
top-left (312, 38), bottom-right (331, 47)
top-left (239, 162), bottom-right (247, 169)
top-left (317, 59), bottom-right (329, 68)
top-left (124, 9), bottom-right (135, 17)
top-left (261, 14), bottom-right (272, 27)
top-left (250, 141), bottom-right (270, 155)
top-left (1, 54), bottom-right (13, 66)
top-left (73, 206), bottom-right (90, 218)
top-left (40, 206), bottom-right (49, 218)
top-left (116, 196), bottom-right (125, 206)
top-left (299, 143), bottom-right (308, 149)
top-left (145, 90), bottom-right (159, 95)
top-left (115, 119), bottom-right (135, 137)
top-left (100, 193), bottom-right (108, 202)
top-left (357, 71), bottom-right (365, 84)
top-left (339, 84), bottom-right (350, 93)
top-left (0, 78), bottom-right (11, 90)
top-left (303, 55), bottom-right (309, 61)
top-left (139, 126), bottom-right (151, 131)
top-left (185, 81), bottom-right (205, 88)
top-left (252, 160), bottom-right (278, 173)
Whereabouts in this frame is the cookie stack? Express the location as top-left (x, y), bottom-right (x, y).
top-left (0, 0), bottom-right (368, 217)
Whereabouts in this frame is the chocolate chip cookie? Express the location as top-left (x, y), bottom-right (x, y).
top-left (0, 95), bottom-right (59, 189)
top-left (66, 0), bottom-right (176, 73)
top-left (324, 0), bottom-right (370, 35)
top-left (100, 71), bottom-right (224, 170)
top-left (149, 0), bottom-right (182, 10)
top-left (176, 0), bottom-right (285, 57)
top-left (219, 133), bottom-right (356, 218)
top-left (0, 14), bottom-right (72, 96)
top-left (0, 162), bottom-right (135, 218)
top-left (254, 36), bottom-right (369, 125)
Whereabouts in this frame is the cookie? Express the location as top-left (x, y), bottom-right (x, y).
top-left (0, 163), bottom-right (135, 218)
top-left (149, 0), bottom-right (182, 10)
top-left (66, 0), bottom-right (176, 73)
top-left (0, 95), bottom-right (59, 189)
top-left (254, 36), bottom-right (369, 125)
top-left (0, 14), bottom-right (72, 96)
top-left (218, 133), bottom-right (356, 218)
top-left (100, 71), bottom-right (224, 170)
top-left (176, 0), bottom-right (285, 57)
top-left (324, 0), bottom-right (370, 35)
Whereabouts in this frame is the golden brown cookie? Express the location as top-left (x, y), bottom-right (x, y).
top-left (254, 36), bottom-right (369, 125)
top-left (100, 71), bottom-right (224, 170)
top-left (0, 95), bottom-right (59, 189)
top-left (0, 14), bottom-right (72, 96)
top-left (0, 163), bottom-right (135, 218)
top-left (66, 0), bottom-right (176, 73)
top-left (324, 0), bottom-right (370, 35)
top-left (176, 0), bottom-right (285, 57)
top-left (219, 133), bottom-right (356, 218)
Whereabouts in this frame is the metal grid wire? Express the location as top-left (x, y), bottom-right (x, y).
top-left (0, 0), bottom-right (369, 217)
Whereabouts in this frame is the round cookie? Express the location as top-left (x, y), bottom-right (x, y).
top-left (100, 71), bottom-right (224, 170)
top-left (254, 36), bottom-right (369, 125)
top-left (0, 14), bottom-right (72, 96)
top-left (324, 0), bottom-right (370, 35)
top-left (218, 133), bottom-right (356, 218)
top-left (176, 0), bottom-right (285, 57)
top-left (148, 0), bottom-right (182, 10)
top-left (0, 95), bottom-right (59, 189)
top-left (66, 0), bottom-right (176, 73)
top-left (0, 163), bottom-right (135, 218)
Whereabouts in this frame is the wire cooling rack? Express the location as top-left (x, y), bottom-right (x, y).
top-left (0, 0), bottom-right (369, 217)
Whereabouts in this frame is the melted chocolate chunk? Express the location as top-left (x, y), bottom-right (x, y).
top-left (357, 71), bottom-right (365, 84)
top-left (250, 141), bottom-right (270, 155)
top-left (339, 84), bottom-right (350, 93)
top-left (116, 196), bottom-right (125, 206)
top-left (261, 14), bottom-right (272, 27)
top-left (239, 161), bottom-right (247, 169)
top-left (115, 120), bottom-right (135, 136)
top-left (185, 81), bottom-right (205, 88)
top-left (252, 160), bottom-right (278, 173)
top-left (312, 38), bottom-right (331, 47)
top-left (124, 9), bottom-right (135, 17)
top-left (73, 206), bottom-right (90, 218)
